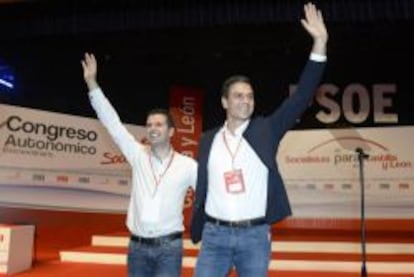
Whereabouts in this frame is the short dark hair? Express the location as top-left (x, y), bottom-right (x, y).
top-left (221, 75), bottom-right (252, 98)
top-left (147, 108), bottom-right (175, 128)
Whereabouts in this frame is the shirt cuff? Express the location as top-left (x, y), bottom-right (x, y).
top-left (88, 87), bottom-right (101, 98)
top-left (310, 53), bottom-right (327, 62)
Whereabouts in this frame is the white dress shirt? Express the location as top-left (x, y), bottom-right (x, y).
top-left (89, 88), bottom-right (197, 237)
top-left (206, 120), bottom-right (268, 221)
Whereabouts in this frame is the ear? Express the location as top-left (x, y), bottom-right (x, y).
top-left (221, 96), bottom-right (228, 110)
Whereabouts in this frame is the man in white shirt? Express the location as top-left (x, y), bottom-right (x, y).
top-left (190, 3), bottom-right (328, 276)
top-left (81, 53), bottom-right (197, 277)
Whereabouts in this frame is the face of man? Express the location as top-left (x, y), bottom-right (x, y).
top-left (222, 81), bottom-right (255, 122)
top-left (146, 114), bottom-right (174, 146)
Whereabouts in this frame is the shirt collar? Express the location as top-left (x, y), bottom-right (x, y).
top-left (223, 119), bottom-right (250, 137)
top-left (150, 145), bottom-right (175, 164)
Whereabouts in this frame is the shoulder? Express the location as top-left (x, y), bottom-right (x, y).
top-left (244, 116), bottom-right (266, 131)
top-left (174, 152), bottom-right (198, 166)
top-left (200, 126), bottom-right (221, 143)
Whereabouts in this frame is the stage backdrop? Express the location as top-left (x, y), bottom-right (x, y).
top-left (0, 102), bottom-right (144, 212)
top-left (0, 103), bottom-right (413, 219)
top-left (279, 126), bottom-right (413, 219)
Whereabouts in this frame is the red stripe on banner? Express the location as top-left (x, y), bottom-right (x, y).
top-left (399, 183), bottom-right (409, 189)
top-left (56, 175), bottom-right (68, 183)
top-left (169, 85), bottom-right (204, 229)
top-left (275, 218), bottom-right (414, 232)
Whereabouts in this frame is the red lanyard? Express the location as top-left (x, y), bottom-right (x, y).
top-left (222, 130), bottom-right (243, 170)
top-left (149, 149), bottom-right (175, 197)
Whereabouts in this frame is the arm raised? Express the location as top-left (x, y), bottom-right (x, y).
top-left (301, 2), bottom-right (328, 56)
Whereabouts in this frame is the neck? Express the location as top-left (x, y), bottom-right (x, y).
top-left (151, 143), bottom-right (172, 160)
top-left (226, 118), bottom-right (246, 134)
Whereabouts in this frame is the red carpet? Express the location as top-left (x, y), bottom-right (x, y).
top-left (2, 206), bottom-right (413, 276)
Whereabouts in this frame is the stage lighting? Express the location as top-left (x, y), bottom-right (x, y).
top-left (0, 58), bottom-right (15, 92)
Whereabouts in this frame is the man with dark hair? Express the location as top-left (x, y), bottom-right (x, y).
top-left (191, 2), bottom-right (328, 276)
top-left (82, 53), bottom-right (197, 277)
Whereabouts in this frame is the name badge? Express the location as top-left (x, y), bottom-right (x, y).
top-left (224, 169), bottom-right (245, 194)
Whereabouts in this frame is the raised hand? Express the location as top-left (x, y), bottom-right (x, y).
top-left (81, 52), bottom-right (99, 90)
top-left (300, 2), bottom-right (328, 55)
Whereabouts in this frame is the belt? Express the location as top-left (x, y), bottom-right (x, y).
top-left (206, 214), bottom-right (266, 228)
top-left (130, 232), bottom-right (182, 246)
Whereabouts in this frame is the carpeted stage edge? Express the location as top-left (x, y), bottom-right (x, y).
top-left (1, 206), bottom-right (414, 261)
top-left (1, 206), bottom-right (413, 276)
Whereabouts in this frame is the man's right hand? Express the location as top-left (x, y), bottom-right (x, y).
top-left (81, 52), bottom-right (99, 91)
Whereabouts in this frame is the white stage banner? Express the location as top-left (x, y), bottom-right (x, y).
top-left (278, 126), bottom-right (414, 218)
top-left (0, 103), bottom-right (145, 212)
top-left (1, 103), bottom-right (413, 218)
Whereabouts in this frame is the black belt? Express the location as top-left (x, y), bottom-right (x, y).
top-left (206, 214), bottom-right (266, 228)
top-left (130, 232), bottom-right (182, 246)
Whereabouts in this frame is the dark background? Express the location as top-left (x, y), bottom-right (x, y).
top-left (1, 0), bottom-right (413, 130)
